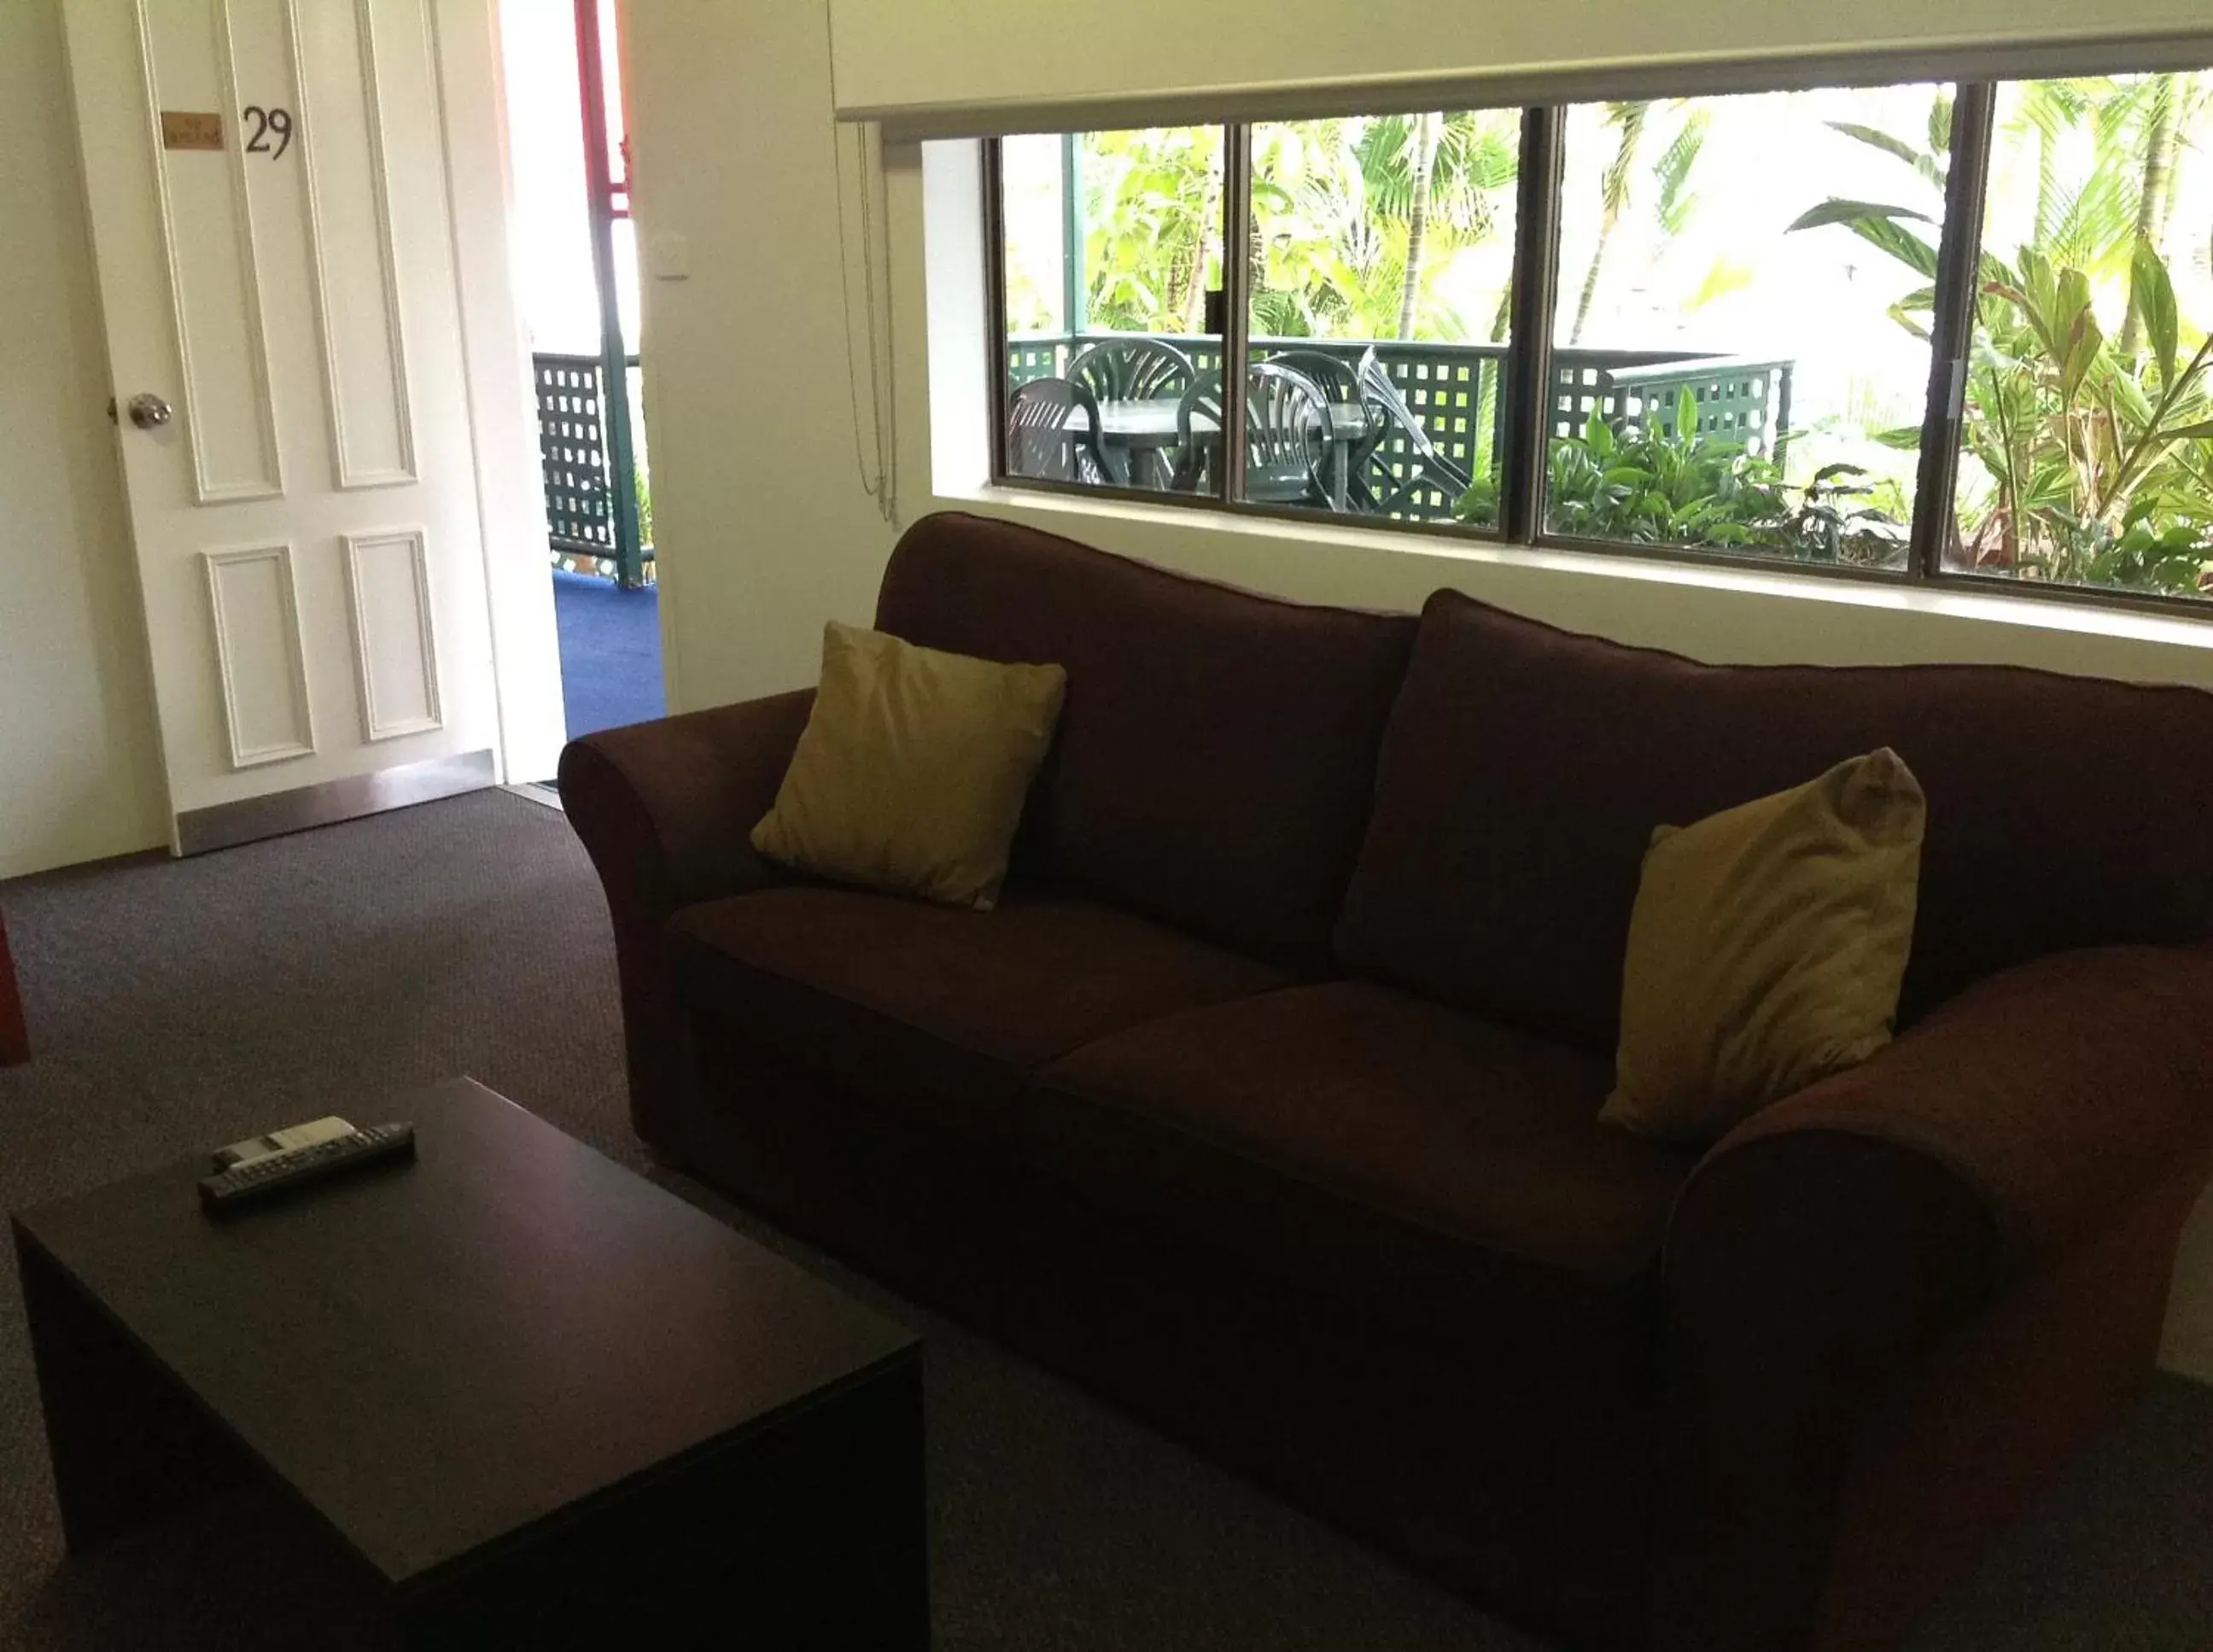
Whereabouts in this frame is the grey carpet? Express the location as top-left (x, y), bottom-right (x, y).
top-left (0, 790), bottom-right (2205, 1650)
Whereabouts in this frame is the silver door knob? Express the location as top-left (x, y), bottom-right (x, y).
top-left (127, 393), bottom-right (172, 430)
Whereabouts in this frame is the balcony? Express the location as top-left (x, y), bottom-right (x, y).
top-left (533, 352), bottom-right (652, 587)
top-left (1006, 333), bottom-right (1796, 523)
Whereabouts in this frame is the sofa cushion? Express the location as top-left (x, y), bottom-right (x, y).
top-left (750, 622), bottom-right (1067, 910)
top-left (1336, 588), bottom-right (2213, 1052)
top-left (667, 886), bottom-right (1291, 1138)
top-left (1604, 747), bottom-right (1926, 1141)
top-left (873, 512), bottom-right (1416, 972)
top-left (1030, 982), bottom-right (1700, 1372)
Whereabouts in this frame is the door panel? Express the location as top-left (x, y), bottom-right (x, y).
top-left (203, 542), bottom-right (314, 765)
top-left (142, 0), bottom-right (283, 502)
top-left (343, 528), bottom-right (442, 740)
top-left (293, 0), bottom-right (417, 487)
top-left (65, 0), bottom-right (507, 843)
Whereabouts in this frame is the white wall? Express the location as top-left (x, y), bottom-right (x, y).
top-left (625, 0), bottom-right (900, 712)
top-left (0, 0), bottom-right (166, 882)
top-left (628, 0), bottom-right (2213, 1379)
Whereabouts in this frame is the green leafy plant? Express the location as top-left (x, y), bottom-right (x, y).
top-left (1943, 242), bottom-right (2213, 583)
top-left (1080, 126), bottom-right (1225, 334)
top-left (1249, 111), bottom-right (1522, 342)
top-left (1789, 75), bottom-right (2213, 593)
top-left (1455, 388), bottom-right (1907, 562)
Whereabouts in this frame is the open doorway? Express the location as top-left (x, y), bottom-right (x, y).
top-left (499, 0), bottom-right (663, 746)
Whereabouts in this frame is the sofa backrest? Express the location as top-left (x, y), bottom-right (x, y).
top-left (874, 513), bottom-right (1416, 972)
top-left (1336, 587), bottom-right (2213, 1052)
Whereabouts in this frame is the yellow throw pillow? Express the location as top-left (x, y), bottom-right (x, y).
top-left (750, 622), bottom-right (1067, 910)
top-left (1601, 748), bottom-right (1925, 1141)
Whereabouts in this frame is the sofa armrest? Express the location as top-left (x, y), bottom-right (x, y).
top-left (1703, 942), bottom-right (2213, 1271)
top-left (1652, 943), bottom-right (2213, 1651)
top-left (558, 691), bottom-right (814, 1151)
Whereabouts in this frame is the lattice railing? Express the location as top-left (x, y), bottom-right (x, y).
top-left (531, 352), bottom-right (649, 581)
top-left (1551, 353), bottom-right (1796, 457)
top-left (534, 354), bottom-right (615, 557)
top-left (1006, 334), bottom-right (1796, 520)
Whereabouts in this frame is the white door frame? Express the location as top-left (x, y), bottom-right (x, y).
top-left (423, 0), bottom-right (566, 791)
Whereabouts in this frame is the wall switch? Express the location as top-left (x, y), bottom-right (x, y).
top-left (647, 231), bottom-right (690, 281)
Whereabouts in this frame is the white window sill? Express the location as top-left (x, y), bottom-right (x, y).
top-left (943, 482), bottom-right (2213, 657)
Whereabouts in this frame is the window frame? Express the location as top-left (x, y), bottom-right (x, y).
top-left (983, 69), bottom-right (2213, 621)
top-left (1911, 83), bottom-right (1998, 581)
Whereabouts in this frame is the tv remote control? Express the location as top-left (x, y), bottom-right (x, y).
top-left (212, 1114), bottom-right (354, 1170)
top-left (197, 1122), bottom-right (416, 1210)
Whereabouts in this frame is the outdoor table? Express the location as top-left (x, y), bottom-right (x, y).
top-left (1070, 399), bottom-right (1366, 509)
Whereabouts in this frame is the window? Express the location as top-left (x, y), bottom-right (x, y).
top-left (1947, 72), bottom-right (2213, 599)
top-left (998, 127), bottom-right (1225, 496)
top-left (1546, 85), bottom-right (1950, 567)
top-left (1246, 110), bottom-right (1522, 522)
top-left (985, 60), bottom-right (2213, 614)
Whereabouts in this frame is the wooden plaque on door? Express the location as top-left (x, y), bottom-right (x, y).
top-left (161, 111), bottom-right (224, 151)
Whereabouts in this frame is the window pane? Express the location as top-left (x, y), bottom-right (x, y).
top-left (1548, 86), bottom-right (1948, 567)
top-left (1244, 110), bottom-right (1521, 522)
top-left (1950, 72), bottom-right (2213, 599)
top-left (999, 128), bottom-right (1226, 496)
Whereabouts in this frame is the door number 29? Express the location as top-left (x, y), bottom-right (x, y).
top-left (241, 105), bottom-right (294, 160)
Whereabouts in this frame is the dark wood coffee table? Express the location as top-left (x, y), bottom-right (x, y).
top-left (9, 1077), bottom-right (925, 1649)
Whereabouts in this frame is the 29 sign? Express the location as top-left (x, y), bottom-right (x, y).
top-left (240, 105), bottom-right (294, 159)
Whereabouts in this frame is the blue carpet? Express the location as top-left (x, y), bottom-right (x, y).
top-left (552, 569), bottom-right (666, 742)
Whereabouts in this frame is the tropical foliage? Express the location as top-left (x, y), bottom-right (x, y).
top-left (1562, 101), bottom-right (1714, 345)
top-left (1007, 82), bottom-right (2213, 600)
top-left (1451, 94), bottom-right (1894, 558)
top-left (1013, 117), bottom-right (1528, 344)
top-left (1455, 389), bottom-right (1907, 563)
top-left (1954, 242), bottom-right (2213, 590)
top-left (1249, 112), bottom-right (1521, 341)
top-left (1790, 73), bottom-right (2213, 593)
top-left (1077, 126), bottom-right (1225, 334)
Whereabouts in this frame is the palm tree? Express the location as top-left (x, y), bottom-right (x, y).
top-left (1398, 113), bottom-right (1439, 338)
top-left (1567, 102), bottom-right (1649, 346)
top-left (2016, 80), bottom-right (2093, 251)
top-left (2117, 73), bottom-right (2209, 359)
top-left (1078, 126), bottom-right (1223, 334)
top-left (2010, 79), bottom-right (2144, 281)
top-left (1983, 73), bottom-right (2211, 366)
top-left (1249, 112), bottom-right (1519, 341)
top-left (1564, 102), bottom-right (1712, 347)
top-left (1181, 162), bottom-right (1223, 334)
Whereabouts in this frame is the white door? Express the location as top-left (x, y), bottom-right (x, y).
top-left (62, 0), bottom-right (558, 852)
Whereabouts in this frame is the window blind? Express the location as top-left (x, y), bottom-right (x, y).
top-left (828, 0), bottom-right (2213, 137)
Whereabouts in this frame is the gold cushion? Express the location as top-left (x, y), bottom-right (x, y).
top-left (1601, 748), bottom-right (1926, 1141)
top-left (751, 622), bottom-right (1066, 910)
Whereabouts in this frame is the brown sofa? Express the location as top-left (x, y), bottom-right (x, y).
top-left (562, 511), bottom-right (2213, 1651)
